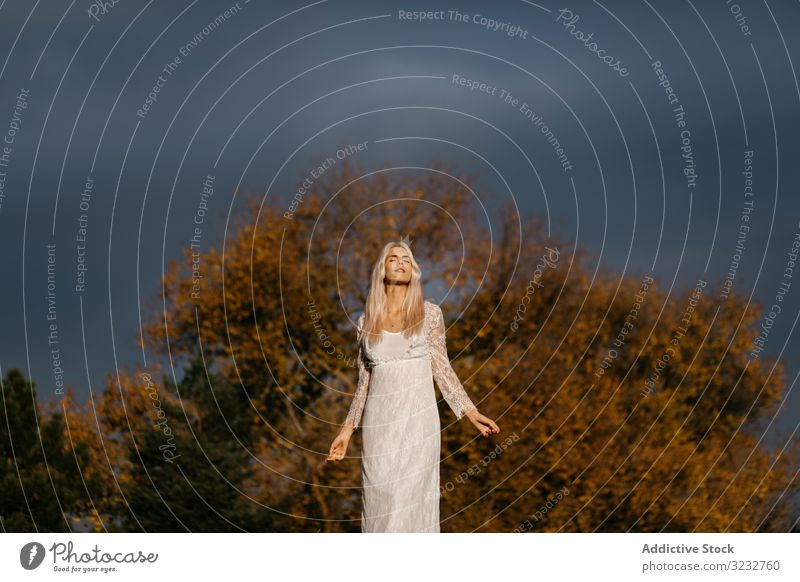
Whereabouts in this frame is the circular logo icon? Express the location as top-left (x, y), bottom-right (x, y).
top-left (20, 542), bottom-right (46, 570)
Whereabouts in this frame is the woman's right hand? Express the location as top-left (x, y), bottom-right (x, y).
top-left (327, 427), bottom-right (353, 462)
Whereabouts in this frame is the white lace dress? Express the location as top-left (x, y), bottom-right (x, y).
top-left (344, 300), bottom-right (477, 532)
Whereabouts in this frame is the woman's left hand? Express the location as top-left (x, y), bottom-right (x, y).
top-left (465, 408), bottom-right (499, 437)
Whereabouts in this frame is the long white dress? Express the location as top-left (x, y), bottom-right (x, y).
top-left (344, 300), bottom-right (477, 532)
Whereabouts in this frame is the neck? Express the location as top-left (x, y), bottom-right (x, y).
top-left (384, 284), bottom-right (407, 312)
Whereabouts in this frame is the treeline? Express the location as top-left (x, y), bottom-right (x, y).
top-left (2, 160), bottom-right (798, 532)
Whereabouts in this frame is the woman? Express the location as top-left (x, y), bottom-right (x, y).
top-left (327, 239), bottom-right (500, 532)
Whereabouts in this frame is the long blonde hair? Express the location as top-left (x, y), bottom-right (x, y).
top-left (360, 240), bottom-right (425, 348)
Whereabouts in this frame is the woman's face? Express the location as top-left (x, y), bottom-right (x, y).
top-left (384, 246), bottom-right (412, 283)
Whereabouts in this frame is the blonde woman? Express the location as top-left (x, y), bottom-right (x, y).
top-left (327, 239), bottom-right (499, 532)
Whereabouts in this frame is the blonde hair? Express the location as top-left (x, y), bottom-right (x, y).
top-left (360, 240), bottom-right (425, 348)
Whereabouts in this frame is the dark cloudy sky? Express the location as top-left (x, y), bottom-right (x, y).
top-left (0, 0), bottom-right (798, 443)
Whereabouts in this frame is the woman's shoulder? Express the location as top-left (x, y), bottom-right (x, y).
top-left (423, 300), bottom-right (443, 314)
top-left (422, 300), bottom-right (443, 329)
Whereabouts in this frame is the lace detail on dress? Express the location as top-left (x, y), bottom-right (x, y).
top-left (425, 301), bottom-right (477, 420)
top-left (344, 313), bottom-right (370, 429)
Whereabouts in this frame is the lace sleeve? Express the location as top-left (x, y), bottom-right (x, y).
top-left (427, 303), bottom-right (477, 419)
top-left (344, 313), bottom-right (370, 429)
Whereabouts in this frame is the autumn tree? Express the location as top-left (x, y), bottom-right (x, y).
top-left (0, 368), bottom-right (97, 531)
top-left (139, 160), bottom-right (493, 531)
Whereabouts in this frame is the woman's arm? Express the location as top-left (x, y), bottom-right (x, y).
top-left (428, 303), bottom-right (477, 419)
top-left (343, 314), bottom-right (370, 430)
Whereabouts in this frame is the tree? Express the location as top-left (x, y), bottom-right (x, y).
top-left (0, 368), bottom-right (96, 531)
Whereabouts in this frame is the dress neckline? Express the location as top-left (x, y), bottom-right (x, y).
top-left (382, 330), bottom-right (402, 334)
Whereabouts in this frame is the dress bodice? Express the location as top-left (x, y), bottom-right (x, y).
top-left (364, 328), bottom-right (430, 366)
